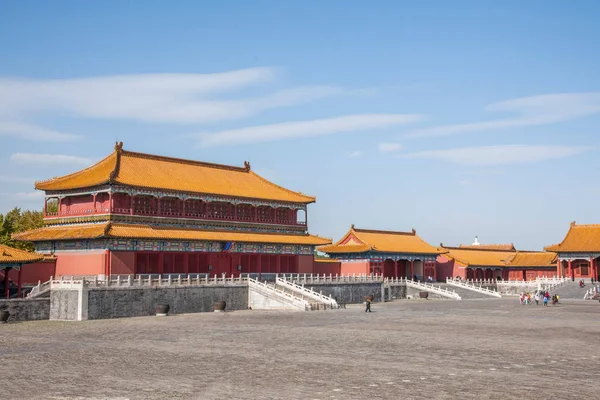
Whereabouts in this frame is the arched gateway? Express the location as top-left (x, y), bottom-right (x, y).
top-left (15, 143), bottom-right (331, 278)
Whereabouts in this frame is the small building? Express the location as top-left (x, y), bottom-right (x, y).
top-left (0, 244), bottom-right (43, 298)
top-left (317, 225), bottom-right (439, 279)
top-left (15, 143), bottom-right (331, 277)
top-left (503, 251), bottom-right (557, 280)
top-left (545, 222), bottom-right (600, 280)
top-left (437, 246), bottom-right (516, 280)
top-left (438, 244), bottom-right (558, 281)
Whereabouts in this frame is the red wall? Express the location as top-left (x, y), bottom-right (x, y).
top-left (55, 251), bottom-right (107, 277)
top-left (297, 255), bottom-right (314, 273)
top-left (313, 260), bottom-right (341, 275)
top-left (110, 252), bottom-right (136, 275)
top-left (436, 255), bottom-right (468, 280)
top-left (4, 259), bottom-right (56, 284)
top-left (340, 261), bottom-right (369, 275)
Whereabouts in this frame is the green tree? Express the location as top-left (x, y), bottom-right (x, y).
top-left (0, 207), bottom-right (44, 251)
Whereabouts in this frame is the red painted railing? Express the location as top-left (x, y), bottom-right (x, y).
top-left (45, 207), bottom-right (306, 225)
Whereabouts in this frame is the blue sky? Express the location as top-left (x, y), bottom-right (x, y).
top-left (1, 1), bottom-right (599, 250)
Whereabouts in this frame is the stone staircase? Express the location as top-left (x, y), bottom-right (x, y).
top-left (434, 284), bottom-right (498, 300)
top-left (444, 278), bottom-right (502, 299)
top-left (548, 281), bottom-right (593, 300)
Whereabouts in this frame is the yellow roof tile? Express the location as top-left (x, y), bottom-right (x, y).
top-left (504, 251), bottom-right (557, 267)
top-left (15, 223), bottom-right (331, 246)
top-left (35, 143), bottom-right (315, 203)
top-left (441, 247), bottom-right (516, 267)
top-left (318, 226), bottom-right (439, 255)
top-left (14, 224), bottom-right (107, 241)
top-left (0, 244), bottom-right (44, 264)
top-left (545, 222), bottom-right (600, 252)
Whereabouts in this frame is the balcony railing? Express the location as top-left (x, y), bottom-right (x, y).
top-left (45, 207), bottom-right (306, 226)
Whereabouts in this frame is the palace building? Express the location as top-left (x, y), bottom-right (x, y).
top-left (15, 143), bottom-right (331, 278)
top-left (436, 244), bottom-right (557, 281)
top-left (545, 222), bottom-right (599, 280)
top-left (317, 226), bottom-right (440, 279)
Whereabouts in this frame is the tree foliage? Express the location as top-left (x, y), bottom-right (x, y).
top-left (0, 207), bottom-right (44, 251)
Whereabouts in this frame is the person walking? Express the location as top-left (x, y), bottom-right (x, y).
top-left (534, 292), bottom-right (540, 305)
top-left (365, 298), bottom-right (372, 312)
top-left (543, 295), bottom-right (548, 307)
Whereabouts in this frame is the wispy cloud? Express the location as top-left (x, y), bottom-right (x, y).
top-left (347, 150), bottom-right (363, 158)
top-left (193, 114), bottom-right (423, 148)
top-left (0, 69), bottom-right (342, 140)
top-left (400, 145), bottom-right (592, 166)
top-left (0, 121), bottom-right (82, 142)
top-left (11, 153), bottom-right (93, 166)
top-left (378, 142), bottom-right (403, 153)
top-left (405, 93), bottom-right (600, 138)
top-left (0, 175), bottom-right (34, 184)
top-left (0, 191), bottom-right (44, 200)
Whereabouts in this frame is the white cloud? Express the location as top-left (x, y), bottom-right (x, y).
top-left (0, 175), bottom-right (34, 184)
top-left (11, 153), bottom-right (93, 166)
top-left (0, 121), bottom-right (81, 142)
top-left (193, 114), bottom-right (423, 147)
top-left (0, 69), bottom-right (341, 126)
top-left (405, 93), bottom-right (600, 138)
top-left (347, 150), bottom-right (363, 158)
top-left (0, 192), bottom-right (44, 200)
top-left (378, 142), bottom-right (403, 153)
top-left (401, 145), bottom-right (592, 166)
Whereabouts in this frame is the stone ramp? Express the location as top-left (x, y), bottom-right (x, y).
top-left (549, 282), bottom-right (591, 300)
top-left (435, 284), bottom-right (499, 300)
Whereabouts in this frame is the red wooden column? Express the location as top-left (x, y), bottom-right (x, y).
top-left (158, 253), bottom-right (164, 275)
top-left (17, 266), bottom-right (22, 298)
top-left (557, 259), bottom-right (562, 277)
top-left (567, 260), bottom-right (573, 279)
top-left (276, 255), bottom-right (281, 274)
top-left (394, 261), bottom-right (399, 278)
top-left (58, 197), bottom-right (63, 216)
top-left (108, 193), bottom-right (113, 213)
top-left (130, 195), bottom-right (135, 215)
top-left (254, 206), bottom-right (258, 222)
top-left (3, 267), bottom-right (10, 299)
top-left (590, 257), bottom-right (596, 280)
top-left (409, 260), bottom-right (414, 280)
top-left (92, 193), bottom-right (97, 213)
top-left (184, 253), bottom-right (189, 274)
top-left (257, 254), bottom-right (262, 280)
top-left (181, 199), bottom-right (186, 217)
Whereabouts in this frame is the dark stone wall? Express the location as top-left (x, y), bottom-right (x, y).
top-left (0, 298), bottom-right (50, 321)
top-left (87, 285), bottom-right (249, 320)
top-left (50, 290), bottom-right (79, 320)
top-left (388, 285), bottom-right (407, 300)
top-left (300, 283), bottom-right (384, 304)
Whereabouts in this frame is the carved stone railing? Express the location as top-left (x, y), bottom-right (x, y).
top-left (446, 278), bottom-right (502, 298)
top-left (278, 273), bottom-right (384, 284)
top-left (406, 280), bottom-right (461, 300)
top-left (248, 278), bottom-right (310, 310)
top-left (276, 277), bottom-right (338, 307)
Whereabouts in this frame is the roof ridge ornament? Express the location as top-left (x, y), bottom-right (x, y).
top-left (244, 161), bottom-right (251, 171)
top-left (114, 141), bottom-right (124, 152)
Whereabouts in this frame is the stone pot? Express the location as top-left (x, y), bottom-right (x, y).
top-left (364, 295), bottom-right (374, 302)
top-left (0, 310), bottom-right (9, 323)
top-left (419, 291), bottom-right (429, 299)
top-left (213, 301), bottom-right (226, 312)
top-left (155, 304), bottom-right (170, 316)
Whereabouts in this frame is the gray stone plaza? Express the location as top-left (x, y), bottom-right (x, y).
top-left (1, 299), bottom-right (599, 399)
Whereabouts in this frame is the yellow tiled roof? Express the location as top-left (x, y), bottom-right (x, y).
top-left (544, 222), bottom-right (600, 252)
top-left (441, 247), bottom-right (516, 267)
top-left (459, 243), bottom-right (516, 251)
top-left (15, 222), bottom-right (331, 246)
top-left (318, 226), bottom-right (439, 255)
top-left (505, 251), bottom-right (557, 267)
top-left (14, 224), bottom-right (107, 241)
top-left (35, 143), bottom-right (315, 203)
top-left (0, 244), bottom-right (44, 264)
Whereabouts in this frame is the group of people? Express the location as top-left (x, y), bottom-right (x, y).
top-left (520, 291), bottom-right (559, 306)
